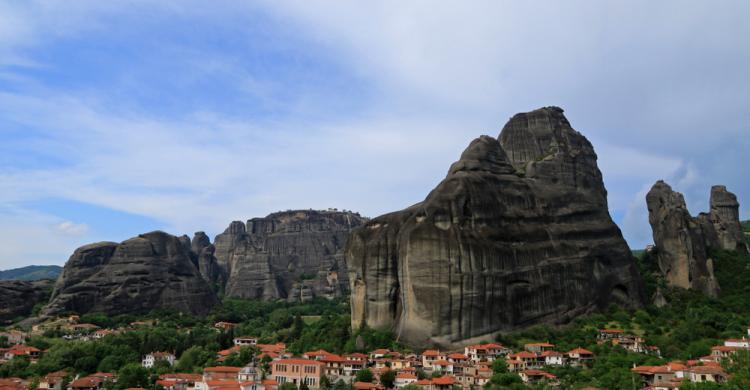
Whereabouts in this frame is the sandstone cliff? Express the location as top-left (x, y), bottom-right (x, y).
top-left (213, 210), bottom-right (367, 301)
top-left (646, 182), bottom-right (746, 296)
top-left (346, 107), bottom-right (644, 348)
top-left (0, 279), bottom-right (53, 324)
top-left (43, 231), bottom-right (218, 316)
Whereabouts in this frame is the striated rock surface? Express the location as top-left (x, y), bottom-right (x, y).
top-left (43, 231), bottom-right (218, 316)
top-left (0, 279), bottom-right (53, 324)
top-left (214, 210), bottom-right (368, 301)
top-left (646, 181), bottom-right (720, 296)
top-left (647, 182), bottom-right (746, 296)
top-left (347, 107), bottom-right (644, 348)
top-left (709, 186), bottom-right (748, 252)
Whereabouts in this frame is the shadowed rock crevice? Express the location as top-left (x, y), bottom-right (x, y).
top-left (347, 107), bottom-right (644, 348)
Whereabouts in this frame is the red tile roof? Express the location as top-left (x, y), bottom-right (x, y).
top-left (431, 376), bottom-right (455, 385)
top-left (204, 367), bottom-right (242, 373)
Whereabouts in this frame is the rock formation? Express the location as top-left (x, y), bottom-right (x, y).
top-left (709, 186), bottom-right (748, 252)
top-left (646, 182), bottom-right (746, 296)
top-left (346, 107), bottom-right (644, 348)
top-left (43, 231), bottom-right (218, 316)
top-left (213, 210), bottom-right (367, 301)
top-left (0, 279), bottom-right (53, 324)
top-left (646, 181), bottom-right (720, 296)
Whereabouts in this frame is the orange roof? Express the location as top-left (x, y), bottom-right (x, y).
top-left (712, 346), bottom-right (737, 352)
top-left (568, 348), bottom-right (593, 355)
top-left (525, 343), bottom-right (554, 347)
top-left (160, 374), bottom-right (202, 382)
top-left (206, 380), bottom-right (239, 386)
top-left (432, 376), bottom-right (455, 385)
top-left (415, 380), bottom-right (432, 385)
top-left (371, 349), bottom-right (390, 355)
top-left (432, 360), bottom-right (451, 366)
top-left (347, 353), bottom-right (368, 359)
top-left (599, 329), bottom-right (624, 333)
top-left (353, 382), bottom-right (379, 390)
top-left (204, 366), bottom-right (242, 373)
top-left (690, 366), bottom-right (725, 375)
top-left (510, 351), bottom-right (536, 359)
top-left (422, 350), bottom-right (441, 357)
top-left (521, 370), bottom-right (556, 379)
top-left (396, 373), bottom-right (417, 379)
top-left (540, 350), bottom-right (562, 357)
top-left (447, 353), bottom-right (467, 359)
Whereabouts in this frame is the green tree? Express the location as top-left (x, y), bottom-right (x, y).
top-left (320, 375), bottom-right (332, 390)
top-left (380, 370), bottom-right (396, 389)
top-left (491, 360), bottom-right (508, 374)
top-left (116, 363), bottom-right (149, 390)
top-left (279, 383), bottom-right (297, 390)
top-left (356, 369), bottom-right (374, 383)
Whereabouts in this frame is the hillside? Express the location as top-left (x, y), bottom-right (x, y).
top-left (0, 265), bottom-right (62, 281)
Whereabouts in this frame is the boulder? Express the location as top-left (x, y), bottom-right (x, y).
top-left (347, 107), bottom-right (644, 348)
top-left (43, 231), bottom-right (218, 316)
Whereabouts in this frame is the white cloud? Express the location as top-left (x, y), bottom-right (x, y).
top-left (55, 221), bottom-right (89, 236)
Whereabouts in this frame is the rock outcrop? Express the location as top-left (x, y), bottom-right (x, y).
top-left (346, 107), bottom-right (644, 348)
top-left (0, 279), bottom-right (53, 324)
top-left (709, 186), bottom-right (747, 252)
top-left (646, 182), bottom-right (746, 296)
top-left (213, 210), bottom-right (367, 301)
top-left (43, 231), bottom-right (218, 316)
top-left (646, 181), bottom-right (720, 296)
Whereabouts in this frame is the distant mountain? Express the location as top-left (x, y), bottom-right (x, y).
top-left (0, 265), bottom-right (62, 281)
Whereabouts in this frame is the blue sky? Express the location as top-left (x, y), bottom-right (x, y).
top-left (1, 1), bottom-right (749, 269)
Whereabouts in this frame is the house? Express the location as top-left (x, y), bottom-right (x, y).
top-left (421, 350), bottom-right (444, 370)
top-left (270, 359), bottom-right (324, 389)
top-left (394, 372), bottom-right (417, 388)
top-left (214, 322), bottom-right (237, 331)
top-left (157, 374), bottom-right (202, 390)
top-left (597, 329), bottom-right (625, 341)
top-left (566, 348), bottom-right (594, 367)
top-left (238, 364), bottom-right (262, 382)
top-left (518, 370), bottom-right (557, 386)
top-left (431, 376), bottom-right (455, 390)
top-left (39, 370), bottom-right (68, 390)
top-left (352, 382), bottom-right (381, 390)
top-left (4, 345), bottom-right (41, 361)
top-left (197, 367), bottom-right (242, 390)
top-left (724, 338), bottom-right (750, 349)
top-left (91, 329), bottom-right (116, 340)
top-left (686, 365), bottom-right (727, 384)
top-left (0, 330), bottom-right (27, 345)
top-left (524, 343), bottom-right (554, 354)
top-left (446, 353), bottom-right (468, 365)
top-left (68, 373), bottom-right (115, 390)
top-left (234, 337), bottom-right (258, 347)
top-left (711, 345), bottom-right (737, 360)
top-left (370, 349), bottom-right (391, 359)
top-left (540, 350), bottom-right (564, 366)
top-left (464, 343), bottom-right (510, 362)
top-left (507, 351), bottom-right (539, 369)
top-left (142, 352), bottom-right (176, 368)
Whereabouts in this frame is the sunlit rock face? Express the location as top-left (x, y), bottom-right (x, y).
top-left (347, 107), bottom-right (644, 348)
top-left (44, 231), bottom-right (218, 316)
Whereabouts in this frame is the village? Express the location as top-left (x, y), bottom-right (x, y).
top-left (1, 314), bottom-right (747, 390)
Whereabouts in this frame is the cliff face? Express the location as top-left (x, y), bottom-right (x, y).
top-left (346, 107), bottom-right (644, 348)
top-left (0, 279), bottom-right (53, 324)
top-left (646, 182), bottom-right (746, 297)
top-left (43, 231), bottom-right (218, 316)
top-left (213, 210), bottom-right (367, 301)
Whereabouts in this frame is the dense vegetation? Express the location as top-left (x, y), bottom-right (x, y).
top-left (0, 265), bottom-right (62, 281)
top-left (0, 297), bottom-right (397, 389)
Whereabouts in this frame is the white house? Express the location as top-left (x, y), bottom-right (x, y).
top-left (234, 337), bottom-right (258, 347)
top-left (143, 352), bottom-right (176, 368)
top-left (724, 338), bottom-right (750, 349)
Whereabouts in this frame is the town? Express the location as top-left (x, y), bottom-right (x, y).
top-left (1, 314), bottom-right (746, 390)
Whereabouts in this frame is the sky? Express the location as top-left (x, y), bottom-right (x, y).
top-left (0, 1), bottom-right (748, 269)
